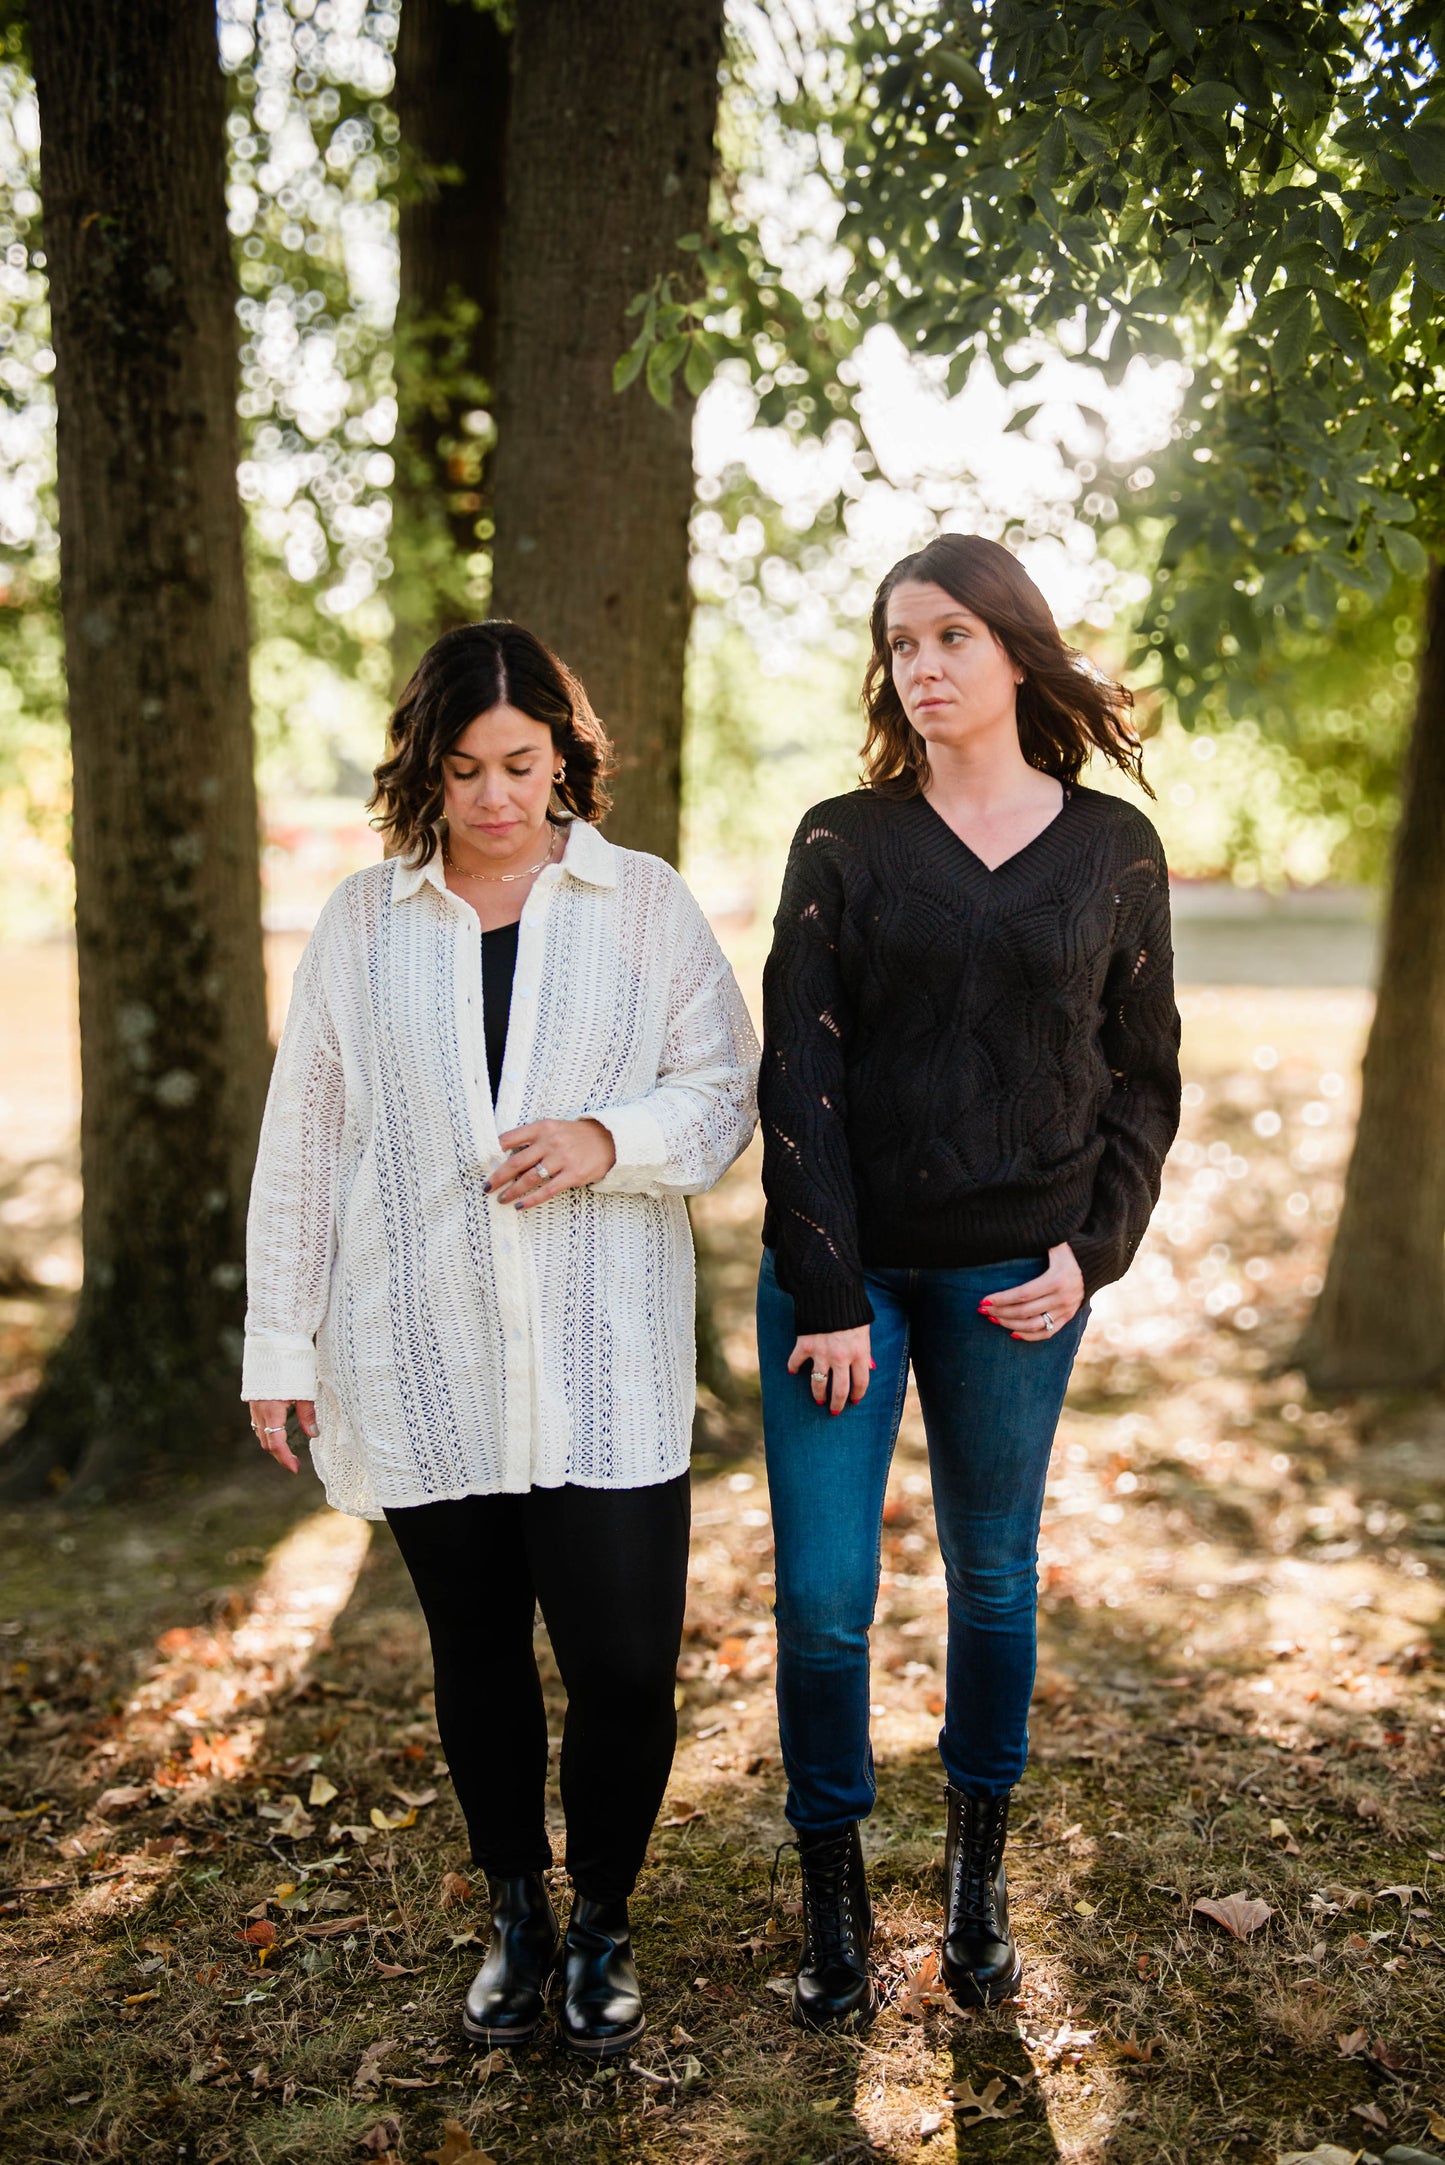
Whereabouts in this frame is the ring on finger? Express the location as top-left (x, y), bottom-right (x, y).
top-left (810, 1368), bottom-right (827, 1395)
top-left (533, 1161), bottom-right (551, 1184)
top-left (1041, 1312), bottom-right (1055, 1332)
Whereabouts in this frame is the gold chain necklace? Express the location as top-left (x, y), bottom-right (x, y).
top-left (443, 826), bottom-right (559, 885)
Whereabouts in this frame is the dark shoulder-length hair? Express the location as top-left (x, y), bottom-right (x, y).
top-left (370, 620), bottom-right (614, 865)
top-left (861, 533), bottom-right (1149, 796)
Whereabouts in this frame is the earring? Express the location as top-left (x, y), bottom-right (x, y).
top-left (552, 769), bottom-right (565, 784)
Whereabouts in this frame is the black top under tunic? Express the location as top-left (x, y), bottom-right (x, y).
top-left (758, 785), bottom-right (1182, 1336)
top-left (480, 920), bottom-right (519, 1100)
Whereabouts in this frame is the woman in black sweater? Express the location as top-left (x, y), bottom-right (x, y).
top-left (759, 534), bottom-right (1180, 2027)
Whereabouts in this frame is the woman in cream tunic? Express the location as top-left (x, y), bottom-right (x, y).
top-left (243, 620), bottom-right (758, 2059)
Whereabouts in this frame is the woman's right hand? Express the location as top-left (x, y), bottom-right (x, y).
top-left (247, 1399), bottom-right (317, 1475)
top-left (787, 1327), bottom-right (873, 1416)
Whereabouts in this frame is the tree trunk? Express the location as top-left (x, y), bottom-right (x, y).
top-left (1296, 561), bottom-right (1445, 1391)
top-left (390, 0), bottom-right (510, 687)
top-left (488, 0), bottom-right (724, 864)
top-left (3, 0), bottom-right (270, 1497)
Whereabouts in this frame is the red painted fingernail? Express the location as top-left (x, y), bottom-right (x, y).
top-left (869, 1358), bottom-right (877, 1370)
top-left (1011, 1332), bottom-right (1022, 1340)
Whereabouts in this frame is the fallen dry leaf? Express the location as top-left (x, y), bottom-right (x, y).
top-left (950, 2077), bottom-right (1022, 2125)
top-left (469, 2050), bottom-right (508, 2079)
top-left (390, 1785), bottom-right (438, 1810)
top-left (660, 1799), bottom-right (707, 1828)
top-left (1114, 2033), bottom-right (1165, 2064)
top-left (259, 1793), bottom-right (315, 1839)
top-left (240, 1919), bottom-right (277, 1950)
top-left (1074, 1898), bottom-right (1097, 1916)
top-left (358, 2117), bottom-right (402, 2158)
top-left (308, 1773), bottom-right (339, 1808)
top-left (296, 1915), bottom-right (368, 1939)
top-left (1349, 2098), bottom-right (1389, 2132)
top-left (439, 1872), bottom-right (472, 1908)
top-left (1428, 2108), bottom-right (1445, 2140)
top-left (351, 2036), bottom-right (399, 2094)
top-left (1277, 2149), bottom-right (1365, 2165)
top-left (1192, 1892), bottom-right (1273, 1939)
top-left (1367, 2036), bottom-right (1407, 2071)
top-left (94, 1785), bottom-right (149, 1816)
top-left (1376, 1882), bottom-right (1426, 1905)
top-left (1269, 1818), bottom-right (1302, 1855)
top-left (896, 1949), bottom-right (950, 2019)
top-left (375, 1959), bottom-right (420, 1979)
top-left (424, 2121), bottom-right (494, 2165)
top-left (369, 1805), bottom-right (418, 1833)
top-left (1336, 2026), bottom-right (1369, 2057)
top-left (920, 2109), bottom-right (945, 2137)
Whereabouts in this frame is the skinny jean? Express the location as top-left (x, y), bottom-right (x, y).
top-left (385, 1473), bottom-right (690, 1902)
top-left (758, 1249), bottom-right (1087, 1832)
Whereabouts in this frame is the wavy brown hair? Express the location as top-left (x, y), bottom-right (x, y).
top-left (861, 533), bottom-right (1149, 796)
top-left (370, 620), bottom-right (614, 865)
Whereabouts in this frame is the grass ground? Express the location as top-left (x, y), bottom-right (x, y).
top-left (2, 981), bottom-right (1444, 2164)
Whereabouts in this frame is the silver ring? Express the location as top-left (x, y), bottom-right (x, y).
top-left (810, 1368), bottom-right (827, 1392)
top-left (1042, 1312), bottom-right (1055, 1333)
top-left (534, 1162), bottom-right (550, 1183)
top-left (264, 1425), bottom-right (287, 1434)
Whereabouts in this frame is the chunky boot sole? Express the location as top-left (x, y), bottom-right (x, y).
top-left (940, 1945), bottom-right (1023, 2008)
top-left (792, 1979), bottom-right (877, 2032)
top-left (560, 2010), bottom-right (646, 2061)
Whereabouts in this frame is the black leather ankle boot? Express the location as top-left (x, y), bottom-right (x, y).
top-left (940, 1785), bottom-right (1022, 2006)
top-left (559, 1892), bottom-right (645, 2059)
top-left (792, 1822), bottom-right (875, 2030)
top-left (462, 1872), bottom-right (561, 2048)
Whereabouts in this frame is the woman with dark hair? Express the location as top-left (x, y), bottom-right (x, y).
top-left (243, 621), bottom-right (758, 2058)
top-left (758, 534), bottom-right (1180, 2027)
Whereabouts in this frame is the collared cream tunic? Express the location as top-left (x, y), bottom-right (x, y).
top-left (241, 820), bottom-right (759, 1518)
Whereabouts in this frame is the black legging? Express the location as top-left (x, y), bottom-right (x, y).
top-left (385, 1473), bottom-right (690, 1902)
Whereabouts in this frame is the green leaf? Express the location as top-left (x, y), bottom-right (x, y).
top-left (612, 341), bottom-right (647, 394)
top-left (1382, 524), bottom-right (1428, 578)
top-left (1413, 231), bottom-right (1445, 292)
top-left (1154, 0), bottom-right (1198, 53)
top-left (644, 334), bottom-right (687, 408)
top-left (1267, 289), bottom-right (1314, 377)
top-left (1171, 81), bottom-right (1236, 121)
top-left (1405, 121), bottom-right (1445, 194)
top-left (1036, 115), bottom-right (1068, 187)
top-left (1062, 108), bottom-right (1111, 163)
top-left (1315, 289), bottom-right (1365, 358)
top-left (683, 334), bottom-right (714, 398)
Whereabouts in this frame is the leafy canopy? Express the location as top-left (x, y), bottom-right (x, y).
top-left (835, 0), bottom-right (1444, 704)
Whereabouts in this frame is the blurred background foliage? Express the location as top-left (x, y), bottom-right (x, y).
top-left (0, 0), bottom-right (1425, 940)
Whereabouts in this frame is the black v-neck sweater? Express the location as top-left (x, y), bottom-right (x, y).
top-left (759, 785), bottom-right (1182, 1334)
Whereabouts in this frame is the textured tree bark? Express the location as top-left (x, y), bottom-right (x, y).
top-left (488, 0), bottom-right (724, 864)
top-left (3, 0), bottom-right (270, 1495)
top-left (1297, 562), bottom-right (1445, 1390)
top-left (391, 0), bottom-right (510, 686)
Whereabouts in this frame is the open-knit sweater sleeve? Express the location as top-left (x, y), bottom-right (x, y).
top-left (759, 814), bottom-right (875, 1336)
top-left (1066, 835), bottom-right (1181, 1297)
top-left (242, 927), bottom-right (346, 1405)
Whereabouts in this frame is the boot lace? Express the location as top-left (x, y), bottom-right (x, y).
top-left (950, 1797), bottom-right (1007, 1933)
top-left (799, 1832), bottom-right (862, 1966)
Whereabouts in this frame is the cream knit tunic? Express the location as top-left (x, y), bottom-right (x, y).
top-left (241, 820), bottom-right (759, 1518)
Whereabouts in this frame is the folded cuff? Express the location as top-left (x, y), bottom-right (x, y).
top-left (241, 1330), bottom-right (319, 1403)
top-left (591, 1101), bottom-right (672, 1194)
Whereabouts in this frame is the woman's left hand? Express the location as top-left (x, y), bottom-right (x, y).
top-left (979, 1242), bottom-right (1085, 1342)
top-left (490, 1117), bottom-right (618, 1208)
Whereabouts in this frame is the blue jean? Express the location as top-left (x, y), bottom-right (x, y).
top-left (758, 1248), bottom-right (1088, 1832)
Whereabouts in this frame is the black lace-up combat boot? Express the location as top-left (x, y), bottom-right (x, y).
top-left (940, 1786), bottom-right (1022, 2006)
top-left (792, 1823), bottom-right (875, 2029)
top-left (461, 1872), bottom-right (561, 2048)
top-left (559, 1893), bottom-right (646, 2059)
